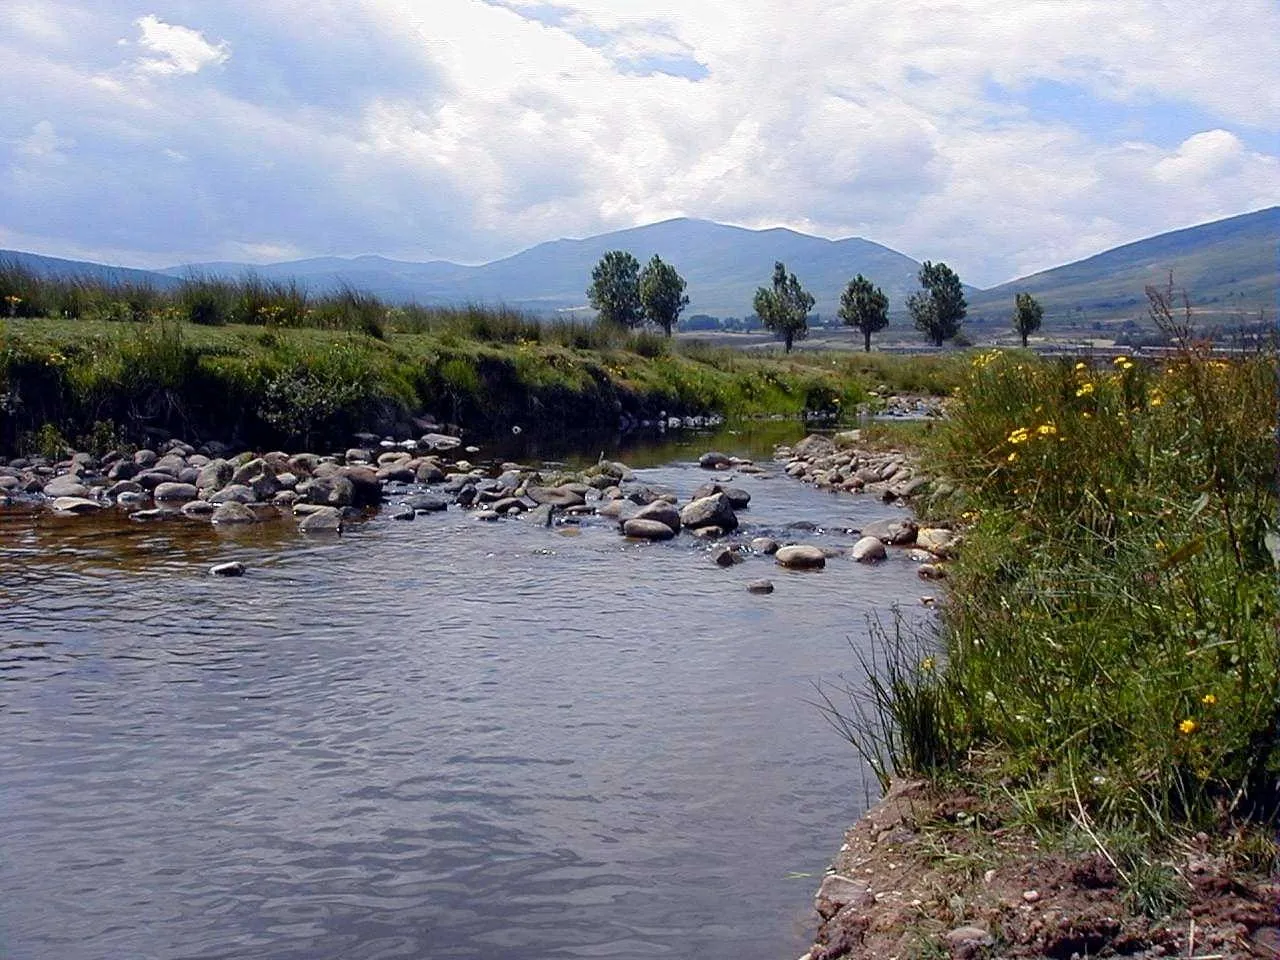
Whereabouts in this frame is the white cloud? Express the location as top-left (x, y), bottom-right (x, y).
top-left (17, 119), bottom-right (73, 161)
top-left (132, 15), bottom-right (229, 76)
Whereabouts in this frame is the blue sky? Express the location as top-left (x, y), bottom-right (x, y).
top-left (1, 0), bottom-right (1276, 287)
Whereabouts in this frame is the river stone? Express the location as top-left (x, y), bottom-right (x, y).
top-left (815, 874), bottom-right (874, 920)
top-left (211, 502), bottom-right (257, 525)
top-left (134, 469), bottom-right (178, 490)
top-left (775, 544), bottom-right (826, 569)
top-left (622, 518), bottom-right (676, 541)
top-left (918, 563), bottom-right (947, 580)
top-left (209, 484), bottom-right (256, 505)
top-left (792, 434), bottom-right (836, 459)
top-left (377, 450), bottom-right (410, 466)
top-left (0, 475), bottom-right (19, 491)
top-left (155, 453), bottom-right (187, 474)
top-left (751, 537), bottom-right (780, 555)
top-left (698, 451), bottom-right (732, 469)
top-left (711, 545), bottom-right (743, 567)
top-left (527, 485), bottom-right (587, 508)
top-left (916, 527), bottom-right (957, 557)
top-left (623, 483), bottom-right (676, 505)
top-left (390, 506), bottom-right (416, 521)
top-left (851, 535), bottom-right (887, 563)
top-left (301, 474), bottom-right (354, 508)
top-left (597, 499), bottom-right (638, 520)
top-left (415, 461), bottom-right (445, 484)
top-left (130, 508), bottom-right (179, 522)
top-left (680, 493), bottom-right (738, 531)
top-left (888, 476), bottom-right (931, 500)
top-left (50, 496), bottom-right (101, 514)
top-left (154, 481), bottom-right (198, 501)
top-left (473, 509), bottom-right (501, 522)
top-left (862, 517), bottom-right (918, 545)
top-left (400, 493), bottom-right (446, 513)
top-left (633, 499), bottom-right (681, 533)
top-left (210, 561), bottom-right (246, 577)
top-left (117, 491), bottom-right (147, 506)
top-left (133, 449), bottom-right (158, 467)
top-left (298, 506), bottom-right (343, 533)
top-left (376, 464), bottom-right (415, 484)
top-left (491, 497), bottom-right (526, 515)
top-left (182, 500), bottom-right (215, 517)
top-left (43, 475), bottom-right (90, 498)
top-left (193, 459), bottom-right (230, 492)
top-left (338, 466), bottom-right (383, 507)
top-left (747, 579), bottom-right (774, 594)
top-left (421, 432), bottom-right (462, 451)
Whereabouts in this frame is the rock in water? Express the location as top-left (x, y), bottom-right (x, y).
top-left (851, 535), bottom-right (887, 563)
top-left (698, 451), bottom-right (732, 469)
top-left (43, 475), bottom-right (89, 499)
top-left (633, 499), bottom-right (681, 533)
top-left (775, 544), bottom-right (826, 569)
top-left (154, 481), bottom-right (198, 501)
top-left (862, 517), bottom-right (918, 545)
top-left (50, 496), bottom-right (102, 514)
top-left (680, 493), bottom-right (738, 531)
top-left (711, 545), bottom-right (742, 566)
top-left (298, 506), bottom-right (343, 533)
top-left (747, 579), bottom-right (775, 594)
top-left (622, 518), bottom-right (676, 541)
top-left (210, 561), bottom-right (246, 577)
top-left (211, 502), bottom-right (257, 525)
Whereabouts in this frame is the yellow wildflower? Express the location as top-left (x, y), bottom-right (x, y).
top-left (1202, 694), bottom-right (1216, 705)
top-left (1036, 423), bottom-right (1057, 436)
top-left (1112, 355), bottom-right (1129, 365)
top-left (1082, 412), bottom-right (1092, 419)
top-left (1075, 382), bottom-right (1094, 397)
top-left (1007, 427), bottom-right (1030, 444)
top-left (921, 657), bottom-right (935, 672)
top-left (1075, 361), bottom-right (1087, 371)
top-left (1179, 719), bottom-right (1197, 735)
top-left (1149, 390), bottom-right (1164, 407)
top-left (1007, 451), bottom-right (1019, 462)
top-left (1121, 361), bottom-right (1134, 371)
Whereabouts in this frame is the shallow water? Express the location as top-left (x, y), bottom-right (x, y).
top-left (0, 426), bottom-right (933, 960)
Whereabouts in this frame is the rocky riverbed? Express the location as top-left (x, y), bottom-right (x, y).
top-left (1, 427), bottom-right (961, 584)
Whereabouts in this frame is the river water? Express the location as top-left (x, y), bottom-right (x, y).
top-left (1, 425), bottom-right (933, 960)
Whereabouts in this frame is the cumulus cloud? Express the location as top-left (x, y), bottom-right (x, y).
top-left (132, 15), bottom-right (229, 76)
top-left (18, 119), bottom-right (73, 161)
top-left (0, 0), bottom-right (1276, 284)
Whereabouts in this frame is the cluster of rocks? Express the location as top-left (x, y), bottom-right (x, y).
top-left (776, 433), bottom-right (960, 580)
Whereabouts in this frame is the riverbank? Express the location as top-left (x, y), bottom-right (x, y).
top-left (0, 298), bottom-right (960, 459)
top-left (796, 330), bottom-right (1279, 957)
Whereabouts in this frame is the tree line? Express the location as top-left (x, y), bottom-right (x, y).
top-left (587, 250), bottom-right (1045, 351)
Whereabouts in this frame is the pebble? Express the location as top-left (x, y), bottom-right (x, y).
top-left (747, 579), bottom-right (774, 594)
top-left (210, 561), bottom-right (246, 577)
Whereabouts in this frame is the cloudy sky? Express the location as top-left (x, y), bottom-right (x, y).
top-left (2, 0), bottom-right (1277, 287)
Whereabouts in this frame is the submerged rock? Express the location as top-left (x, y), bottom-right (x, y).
top-left (210, 561), bottom-right (246, 577)
top-left (747, 579), bottom-right (775, 594)
top-left (50, 496), bottom-right (102, 514)
top-left (298, 506), bottom-right (343, 533)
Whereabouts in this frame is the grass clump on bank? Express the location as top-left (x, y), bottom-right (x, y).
top-left (834, 288), bottom-right (1278, 858)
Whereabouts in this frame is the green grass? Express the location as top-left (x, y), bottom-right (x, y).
top-left (825, 296), bottom-right (1279, 844)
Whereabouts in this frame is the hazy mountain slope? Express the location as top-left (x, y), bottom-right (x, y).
top-left (0, 250), bottom-right (182, 290)
top-left (968, 207), bottom-right (1278, 325)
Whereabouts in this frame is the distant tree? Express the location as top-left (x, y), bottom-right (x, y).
top-left (908, 260), bottom-right (967, 346)
top-left (753, 261), bottom-right (814, 353)
top-left (838, 274), bottom-right (890, 352)
top-left (1011, 291), bottom-right (1043, 347)
top-left (587, 250), bottom-right (643, 328)
top-left (637, 255), bottom-right (689, 337)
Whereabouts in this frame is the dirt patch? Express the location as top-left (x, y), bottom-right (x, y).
top-left (804, 781), bottom-right (1279, 959)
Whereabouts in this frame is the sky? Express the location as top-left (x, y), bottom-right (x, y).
top-left (1, 0), bottom-right (1277, 288)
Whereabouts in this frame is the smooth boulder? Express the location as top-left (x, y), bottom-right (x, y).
top-left (298, 506), bottom-right (343, 533)
top-left (633, 499), bottom-right (681, 533)
top-left (775, 544), bottom-right (826, 569)
top-left (622, 518), bottom-right (676, 541)
top-left (680, 493), bottom-right (738, 532)
top-left (851, 535), bottom-right (887, 563)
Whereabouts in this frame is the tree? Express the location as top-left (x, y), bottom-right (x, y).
top-left (1011, 291), bottom-right (1043, 348)
top-left (753, 261), bottom-right (814, 354)
top-left (908, 260), bottom-right (966, 346)
top-left (587, 250), bottom-right (643, 328)
top-left (838, 274), bottom-right (890, 352)
top-left (638, 254), bottom-right (689, 337)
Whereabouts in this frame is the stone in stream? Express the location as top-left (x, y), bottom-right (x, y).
top-left (390, 506), bottom-right (416, 521)
top-left (596, 499), bottom-right (638, 521)
top-left (916, 527), bottom-right (958, 558)
top-left (50, 496), bottom-right (102, 514)
top-left (861, 517), bottom-right (918, 545)
top-left (209, 484), bottom-right (257, 505)
top-left (473, 509), bottom-right (501, 522)
top-left (210, 561), bottom-right (246, 577)
top-left (775, 544), bottom-right (826, 570)
top-left (211, 502), bottom-right (257, 525)
top-left (491, 497), bottom-right (526, 515)
top-left (917, 563), bottom-right (947, 580)
top-left (525, 503), bottom-right (555, 527)
top-left (750, 537), bottom-right (780, 555)
top-left (747, 579), bottom-right (774, 594)
top-left (338, 466), bottom-right (384, 507)
top-left (129, 508), bottom-right (181, 521)
top-left (710, 545), bottom-right (743, 567)
top-left (415, 461), bottom-right (445, 484)
top-left (154, 481), bottom-right (198, 501)
top-left (632, 500), bottom-right (681, 534)
top-left (526, 485), bottom-right (587, 508)
top-left (182, 500), bottom-right (216, 517)
top-left (106, 480), bottom-right (143, 498)
top-left (622, 518), bottom-right (676, 541)
top-left (43, 475), bottom-right (90, 499)
top-left (851, 535), bottom-right (887, 563)
top-left (400, 493), bottom-right (448, 513)
top-left (680, 493), bottom-right (738, 532)
top-left (698, 451), bottom-right (732, 469)
top-left (298, 506), bottom-right (343, 533)
top-left (691, 481), bottom-right (751, 509)
top-left (117, 491), bottom-right (147, 506)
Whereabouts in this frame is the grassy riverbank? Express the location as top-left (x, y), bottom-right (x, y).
top-left (819, 296), bottom-right (1278, 953)
top-left (0, 265), bottom-right (963, 455)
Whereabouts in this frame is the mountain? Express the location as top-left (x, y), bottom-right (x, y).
top-left (165, 218), bottom-right (929, 319)
top-left (0, 249), bottom-right (182, 291)
top-left (968, 206), bottom-right (1278, 327)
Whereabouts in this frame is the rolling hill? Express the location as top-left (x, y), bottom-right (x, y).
top-left (967, 206), bottom-right (1278, 327)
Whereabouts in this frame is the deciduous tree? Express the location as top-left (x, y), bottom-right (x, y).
top-left (838, 274), bottom-right (890, 352)
top-left (587, 250), bottom-right (643, 328)
top-left (753, 262), bottom-right (814, 354)
top-left (1012, 291), bottom-right (1043, 348)
top-left (909, 260), bottom-right (966, 346)
top-left (638, 255), bottom-right (689, 337)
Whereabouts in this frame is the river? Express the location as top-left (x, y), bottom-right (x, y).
top-left (0, 424), bottom-right (932, 960)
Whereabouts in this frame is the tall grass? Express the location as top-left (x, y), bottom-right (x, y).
top-left (831, 285), bottom-right (1279, 837)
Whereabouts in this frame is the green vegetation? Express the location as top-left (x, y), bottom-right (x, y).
top-left (754, 261), bottom-right (815, 354)
top-left (828, 285), bottom-right (1278, 870)
top-left (909, 261), bottom-right (967, 347)
top-left (0, 262), bottom-right (965, 455)
top-left (586, 250), bottom-right (644, 329)
top-left (839, 274), bottom-right (890, 352)
top-left (638, 254), bottom-right (690, 337)
top-left (1011, 291), bottom-right (1043, 347)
